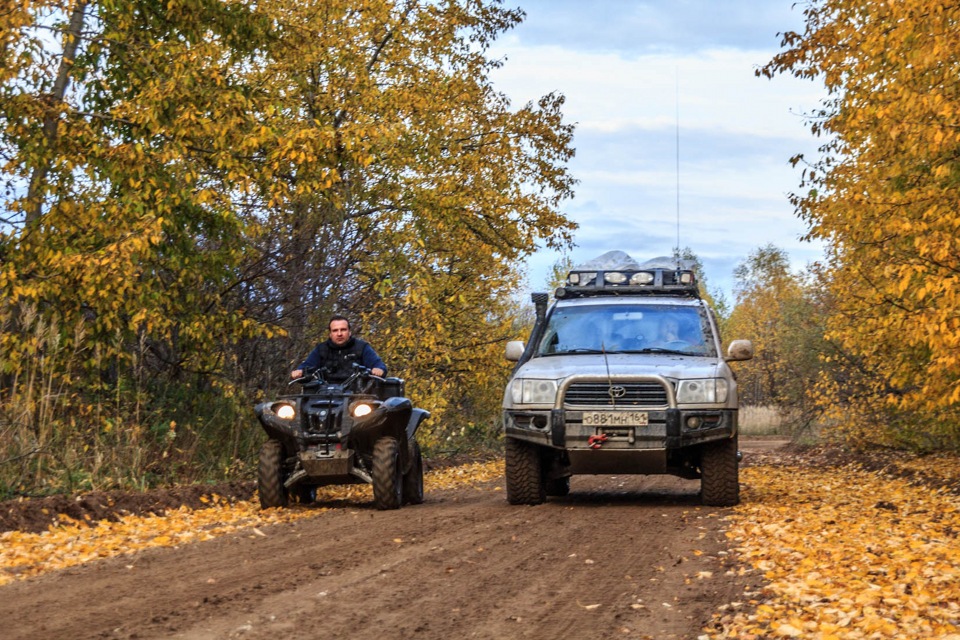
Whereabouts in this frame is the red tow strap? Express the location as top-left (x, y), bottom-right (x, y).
top-left (588, 434), bottom-right (608, 449)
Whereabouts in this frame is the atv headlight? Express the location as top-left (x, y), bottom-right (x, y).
top-left (509, 378), bottom-right (558, 405)
top-left (274, 403), bottom-right (296, 420)
top-left (676, 379), bottom-right (728, 404)
top-left (351, 402), bottom-right (375, 418)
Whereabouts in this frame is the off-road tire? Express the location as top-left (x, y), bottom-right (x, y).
top-left (258, 439), bottom-right (289, 509)
top-left (700, 436), bottom-right (740, 507)
top-left (545, 476), bottom-right (571, 497)
top-left (505, 437), bottom-right (545, 505)
top-left (402, 440), bottom-right (424, 505)
top-left (372, 436), bottom-right (403, 510)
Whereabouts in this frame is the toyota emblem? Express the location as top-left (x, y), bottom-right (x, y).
top-left (608, 385), bottom-right (626, 398)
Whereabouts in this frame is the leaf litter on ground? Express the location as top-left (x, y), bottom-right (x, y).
top-left (708, 449), bottom-right (960, 639)
top-left (0, 460), bottom-right (503, 586)
top-left (4, 447), bottom-right (960, 640)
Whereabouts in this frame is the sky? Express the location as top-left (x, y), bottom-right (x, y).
top-left (487, 0), bottom-right (827, 302)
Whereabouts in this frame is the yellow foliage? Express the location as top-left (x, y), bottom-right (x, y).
top-left (360, 250), bottom-right (522, 446)
top-left (1, 0), bottom-right (575, 492)
top-left (760, 1), bottom-right (960, 443)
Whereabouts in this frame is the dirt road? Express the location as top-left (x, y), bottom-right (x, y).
top-left (2, 446), bottom-right (780, 640)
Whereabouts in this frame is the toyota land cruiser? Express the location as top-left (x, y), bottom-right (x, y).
top-left (502, 251), bottom-right (753, 506)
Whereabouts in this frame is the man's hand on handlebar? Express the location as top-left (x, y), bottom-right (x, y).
top-left (289, 368), bottom-right (321, 385)
top-left (349, 363), bottom-right (384, 379)
top-left (289, 364), bottom-right (384, 385)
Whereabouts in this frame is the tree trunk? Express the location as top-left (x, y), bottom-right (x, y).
top-left (25, 0), bottom-right (88, 225)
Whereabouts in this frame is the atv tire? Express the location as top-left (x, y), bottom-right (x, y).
top-left (700, 436), bottom-right (740, 507)
top-left (258, 439), bottom-right (289, 509)
top-left (402, 440), bottom-right (424, 505)
top-left (505, 437), bottom-right (545, 505)
top-left (372, 436), bottom-right (403, 510)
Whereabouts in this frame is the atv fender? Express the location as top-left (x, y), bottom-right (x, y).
top-left (350, 396), bottom-right (412, 458)
top-left (407, 407), bottom-right (431, 440)
top-left (254, 401), bottom-right (300, 452)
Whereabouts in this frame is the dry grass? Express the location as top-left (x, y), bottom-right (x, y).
top-left (739, 405), bottom-right (789, 436)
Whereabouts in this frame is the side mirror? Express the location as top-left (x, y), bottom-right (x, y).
top-left (505, 340), bottom-right (525, 361)
top-left (725, 339), bottom-right (754, 362)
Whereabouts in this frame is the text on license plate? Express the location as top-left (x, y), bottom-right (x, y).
top-left (583, 411), bottom-right (649, 427)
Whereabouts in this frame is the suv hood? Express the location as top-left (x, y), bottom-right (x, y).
top-left (513, 352), bottom-right (723, 381)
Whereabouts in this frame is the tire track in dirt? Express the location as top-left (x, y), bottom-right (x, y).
top-left (3, 474), bottom-right (758, 640)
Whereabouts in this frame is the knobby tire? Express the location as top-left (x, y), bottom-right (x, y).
top-left (258, 439), bottom-right (288, 509)
top-left (372, 437), bottom-right (403, 510)
top-left (402, 440), bottom-right (424, 505)
top-left (700, 436), bottom-right (740, 507)
top-left (505, 437), bottom-right (545, 505)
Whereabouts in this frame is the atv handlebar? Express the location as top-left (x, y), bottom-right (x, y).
top-left (291, 363), bottom-right (384, 391)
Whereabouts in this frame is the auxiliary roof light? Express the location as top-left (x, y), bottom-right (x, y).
top-left (630, 272), bottom-right (654, 285)
top-left (567, 271), bottom-right (597, 286)
top-left (603, 271), bottom-right (628, 284)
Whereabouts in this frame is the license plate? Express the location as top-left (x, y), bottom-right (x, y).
top-left (582, 411), bottom-right (649, 427)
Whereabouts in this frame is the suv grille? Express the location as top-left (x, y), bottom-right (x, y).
top-left (564, 382), bottom-right (668, 407)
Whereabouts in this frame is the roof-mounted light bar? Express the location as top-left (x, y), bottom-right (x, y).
top-left (556, 267), bottom-right (698, 299)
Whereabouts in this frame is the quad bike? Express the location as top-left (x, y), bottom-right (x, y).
top-left (254, 365), bottom-right (429, 510)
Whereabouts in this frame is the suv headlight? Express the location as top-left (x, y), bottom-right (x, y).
top-left (509, 378), bottom-right (558, 405)
top-left (676, 379), bottom-right (728, 404)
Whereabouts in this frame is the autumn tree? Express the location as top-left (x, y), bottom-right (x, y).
top-left (761, 1), bottom-right (960, 449)
top-left (724, 245), bottom-right (828, 435)
top-left (0, 0), bottom-right (576, 493)
top-left (0, 0), bottom-right (280, 492)
top-left (238, 0), bottom-right (576, 445)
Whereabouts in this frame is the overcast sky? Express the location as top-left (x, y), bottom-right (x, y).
top-left (488, 0), bottom-right (827, 301)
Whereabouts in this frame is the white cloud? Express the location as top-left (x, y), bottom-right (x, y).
top-left (491, 45), bottom-right (819, 141)
top-left (488, 2), bottom-right (827, 300)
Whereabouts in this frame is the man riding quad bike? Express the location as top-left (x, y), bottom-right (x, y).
top-left (254, 364), bottom-right (430, 510)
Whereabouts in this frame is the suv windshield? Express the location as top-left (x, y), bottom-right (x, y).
top-left (536, 303), bottom-right (715, 357)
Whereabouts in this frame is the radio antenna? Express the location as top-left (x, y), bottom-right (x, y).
top-left (675, 67), bottom-right (681, 269)
top-left (601, 342), bottom-right (615, 407)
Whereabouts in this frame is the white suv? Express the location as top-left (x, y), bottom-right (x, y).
top-left (502, 253), bottom-right (753, 506)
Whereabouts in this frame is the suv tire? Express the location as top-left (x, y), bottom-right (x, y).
top-left (505, 437), bottom-right (546, 505)
top-left (700, 436), bottom-right (740, 507)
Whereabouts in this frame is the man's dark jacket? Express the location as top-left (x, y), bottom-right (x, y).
top-left (297, 336), bottom-right (387, 381)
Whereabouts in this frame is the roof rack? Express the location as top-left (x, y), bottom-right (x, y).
top-left (555, 265), bottom-right (699, 299)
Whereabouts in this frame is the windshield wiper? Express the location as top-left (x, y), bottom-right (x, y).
top-left (636, 347), bottom-right (691, 355)
top-left (540, 348), bottom-right (605, 356)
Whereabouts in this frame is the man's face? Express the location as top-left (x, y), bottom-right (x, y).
top-left (329, 319), bottom-right (351, 346)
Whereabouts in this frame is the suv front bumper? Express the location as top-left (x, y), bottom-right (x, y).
top-left (504, 407), bottom-right (737, 449)
top-left (504, 407), bottom-right (737, 475)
